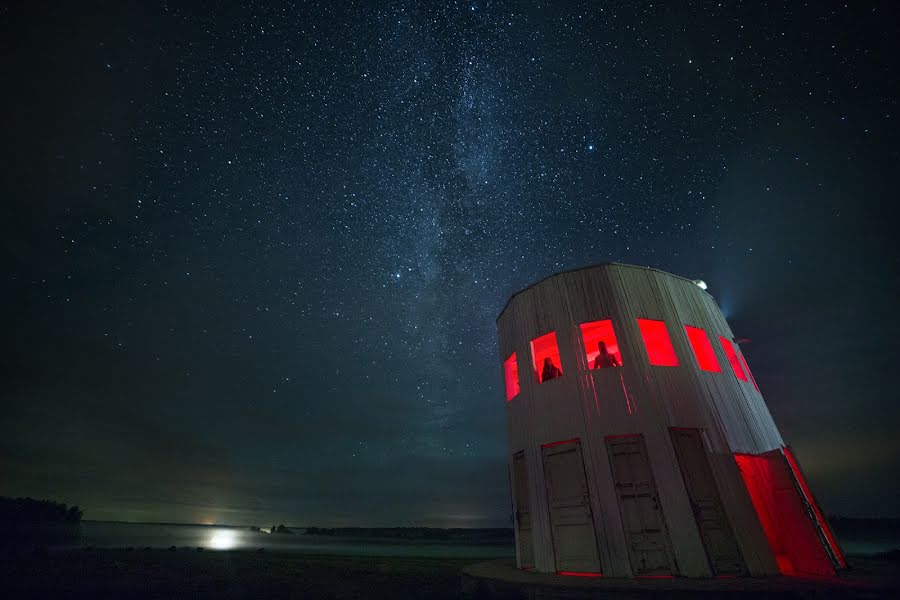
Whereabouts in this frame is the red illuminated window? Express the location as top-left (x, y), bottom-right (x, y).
top-left (637, 319), bottom-right (679, 366)
top-left (684, 326), bottom-right (721, 372)
top-left (504, 353), bottom-right (520, 401)
top-left (580, 320), bottom-right (622, 370)
top-left (737, 351), bottom-right (760, 392)
top-left (531, 331), bottom-right (563, 383)
top-left (719, 337), bottom-right (748, 382)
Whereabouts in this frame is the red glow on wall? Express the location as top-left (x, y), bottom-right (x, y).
top-left (684, 326), bottom-right (721, 372)
top-left (558, 571), bottom-right (603, 577)
top-left (541, 438), bottom-right (580, 449)
top-left (733, 453), bottom-right (793, 574)
top-left (531, 331), bottom-right (563, 383)
top-left (618, 371), bottom-right (634, 414)
top-left (637, 319), bottom-right (679, 366)
top-left (580, 319), bottom-right (622, 369)
top-left (734, 452), bottom-right (836, 577)
top-left (719, 337), bottom-right (748, 382)
top-left (504, 353), bottom-right (520, 401)
top-left (737, 351), bottom-right (760, 392)
top-left (782, 447), bottom-right (847, 569)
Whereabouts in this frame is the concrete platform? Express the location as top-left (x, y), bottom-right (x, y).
top-left (460, 559), bottom-right (900, 599)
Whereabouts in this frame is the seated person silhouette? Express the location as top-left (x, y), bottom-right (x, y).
top-left (541, 357), bottom-right (562, 382)
top-left (593, 341), bottom-right (620, 369)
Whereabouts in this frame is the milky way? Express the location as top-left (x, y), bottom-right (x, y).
top-left (2, 2), bottom-right (898, 525)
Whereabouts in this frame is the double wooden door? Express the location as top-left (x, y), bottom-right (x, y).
top-left (542, 440), bottom-right (602, 573)
top-left (670, 428), bottom-right (746, 575)
top-left (606, 435), bottom-right (675, 575)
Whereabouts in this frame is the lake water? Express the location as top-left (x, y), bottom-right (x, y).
top-left (41, 521), bottom-right (898, 558)
top-left (50, 521), bottom-right (515, 558)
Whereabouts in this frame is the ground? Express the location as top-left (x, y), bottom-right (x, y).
top-left (0, 548), bottom-right (472, 600)
top-left (3, 548), bottom-right (898, 599)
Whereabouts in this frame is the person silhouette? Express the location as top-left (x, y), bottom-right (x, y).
top-left (541, 357), bottom-right (562, 382)
top-left (593, 341), bottom-right (620, 369)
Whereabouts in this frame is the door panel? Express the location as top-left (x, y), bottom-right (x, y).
top-left (734, 450), bottom-right (836, 576)
top-left (606, 435), bottom-right (675, 575)
top-left (512, 452), bottom-right (534, 568)
top-left (670, 429), bottom-right (745, 575)
top-left (542, 440), bottom-right (602, 573)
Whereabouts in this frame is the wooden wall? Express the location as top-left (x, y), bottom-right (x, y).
top-left (498, 263), bottom-right (781, 577)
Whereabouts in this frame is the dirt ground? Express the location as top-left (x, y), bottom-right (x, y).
top-left (3, 548), bottom-right (898, 600)
top-left (0, 548), bottom-right (475, 600)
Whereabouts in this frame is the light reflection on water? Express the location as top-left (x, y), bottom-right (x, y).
top-left (57, 521), bottom-right (515, 558)
top-left (207, 529), bottom-right (237, 550)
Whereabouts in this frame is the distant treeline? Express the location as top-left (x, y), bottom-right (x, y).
top-left (303, 527), bottom-right (514, 541)
top-left (0, 497), bottom-right (82, 524)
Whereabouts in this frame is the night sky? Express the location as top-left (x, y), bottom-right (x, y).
top-left (2, 2), bottom-right (898, 526)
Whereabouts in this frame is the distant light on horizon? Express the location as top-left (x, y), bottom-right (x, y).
top-left (208, 529), bottom-right (237, 550)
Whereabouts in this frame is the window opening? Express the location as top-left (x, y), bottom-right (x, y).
top-left (504, 353), bottom-right (520, 401)
top-left (684, 326), bottom-right (721, 372)
top-left (637, 319), bottom-right (679, 366)
top-left (737, 351), bottom-right (760, 392)
top-left (719, 337), bottom-right (748, 382)
top-left (531, 331), bottom-right (562, 383)
top-left (580, 319), bottom-right (622, 370)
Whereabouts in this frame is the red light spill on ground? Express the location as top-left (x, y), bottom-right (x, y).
top-left (637, 319), bottom-right (679, 366)
top-left (580, 319), bottom-right (623, 369)
top-left (684, 326), bottom-right (721, 372)
top-left (541, 438), bottom-right (580, 449)
top-left (719, 337), bottom-right (748, 382)
top-left (531, 331), bottom-right (563, 383)
top-left (783, 447), bottom-right (847, 568)
top-left (558, 571), bottom-right (603, 577)
top-left (737, 351), bottom-right (760, 392)
top-left (504, 353), bottom-right (520, 401)
top-left (618, 371), bottom-right (633, 414)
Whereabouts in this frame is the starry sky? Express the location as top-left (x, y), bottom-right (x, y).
top-left (1, 2), bottom-right (898, 526)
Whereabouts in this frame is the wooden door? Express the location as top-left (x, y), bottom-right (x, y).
top-left (512, 451), bottom-right (534, 568)
top-left (606, 435), bottom-right (675, 575)
top-left (735, 449), bottom-right (836, 576)
top-left (670, 429), bottom-right (745, 575)
top-left (542, 440), bottom-right (602, 573)
top-left (766, 452), bottom-right (835, 576)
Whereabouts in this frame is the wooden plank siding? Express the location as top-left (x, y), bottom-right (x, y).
top-left (498, 263), bottom-right (781, 577)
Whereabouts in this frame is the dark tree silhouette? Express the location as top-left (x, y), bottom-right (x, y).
top-left (0, 497), bottom-right (82, 524)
